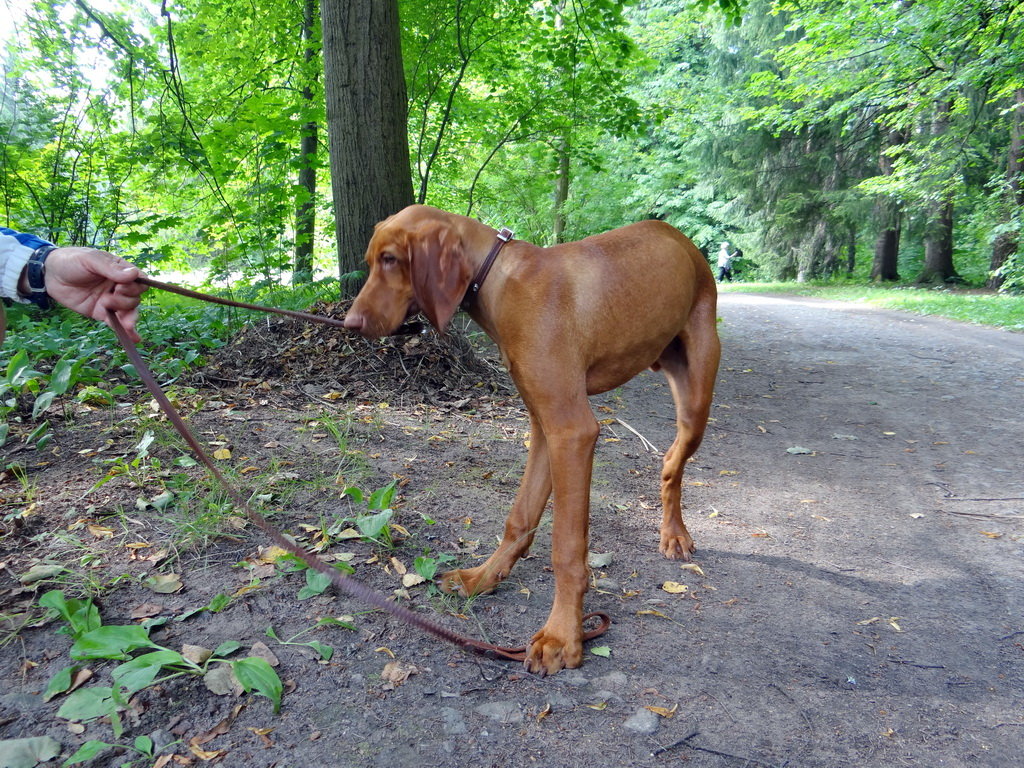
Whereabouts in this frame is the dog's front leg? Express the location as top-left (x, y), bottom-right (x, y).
top-left (524, 406), bottom-right (599, 676)
top-left (439, 416), bottom-right (551, 597)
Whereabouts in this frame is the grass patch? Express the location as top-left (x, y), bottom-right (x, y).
top-left (719, 282), bottom-right (1024, 331)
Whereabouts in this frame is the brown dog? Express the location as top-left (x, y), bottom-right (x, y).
top-left (344, 204), bottom-right (720, 675)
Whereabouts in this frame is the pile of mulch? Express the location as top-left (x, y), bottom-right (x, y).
top-left (192, 300), bottom-right (512, 404)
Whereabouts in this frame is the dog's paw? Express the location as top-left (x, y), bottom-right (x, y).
top-left (659, 530), bottom-right (696, 561)
top-left (524, 624), bottom-right (584, 676)
top-left (438, 566), bottom-right (500, 597)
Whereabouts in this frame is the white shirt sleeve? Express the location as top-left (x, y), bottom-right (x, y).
top-left (1, 228), bottom-right (54, 303)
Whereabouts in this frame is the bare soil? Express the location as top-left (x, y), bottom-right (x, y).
top-left (1, 292), bottom-right (1022, 767)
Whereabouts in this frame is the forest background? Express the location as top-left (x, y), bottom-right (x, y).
top-left (2, 0), bottom-right (1022, 300)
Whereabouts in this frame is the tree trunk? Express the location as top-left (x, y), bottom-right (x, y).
top-left (872, 220), bottom-right (901, 281)
top-left (845, 223), bottom-right (856, 275)
top-left (320, 0), bottom-right (413, 289)
top-left (553, 140), bottom-right (570, 244)
top-left (293, 0), bottom-right (319, 284)
top-left (871, 129), bottom-right (903, 281)
top-left (917, 101), bottom-right (959, 284)
top-left (988, 88), bottom-right (1024, 290)
top-left (919, 199), bottom-right (957, 284)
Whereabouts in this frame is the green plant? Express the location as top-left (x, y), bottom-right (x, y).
top-left (39, 589), bottom-right (284, 741)
top-left (334, 480), bottom-right (400, 549)
top-left (265, 616), bottom-right (357, 662)
top-left (63, 732), bottom-right (176, 767)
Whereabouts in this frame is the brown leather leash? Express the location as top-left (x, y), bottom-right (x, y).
top-left (107, 278), bottom-right (611, 665)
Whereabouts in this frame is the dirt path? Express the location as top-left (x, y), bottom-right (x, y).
top-left (2, 293), bottom-right (1022, 767)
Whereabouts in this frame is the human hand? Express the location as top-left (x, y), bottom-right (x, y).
top-left (41, 247), bottom-right (148, 342)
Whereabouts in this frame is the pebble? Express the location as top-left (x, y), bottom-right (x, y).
top-left (440, 706), bottom-right (467, 735)
top-left (591, 670), bottom-right (629, 693)
top-left (623, 706), bottom-right (661, 735)
top-left (474, 700), bottom-right (524, 724)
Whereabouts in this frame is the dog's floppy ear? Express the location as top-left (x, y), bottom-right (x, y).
top-left (408, 220), bottom-right (470, 332)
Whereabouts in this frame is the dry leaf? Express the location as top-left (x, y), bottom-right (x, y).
top-left (87, 525), bottom-right (114, 539)
top-left (381, 660), bottom-right (419, 686)
top-left (661, 581), bottom-right (689, 594)
top-left (255, 546), bottom-right (290, 564)
top-left (679, 563), bottom-right (705, 577)
top-left (249, 641), bottom-right (279, 667)
top-left (147, 573), bottom-right (183, 594)
top-left (389, 557), bottom-right (407, 575)
top-left (188, 742), bottom-right (227, 760)
top-left (645, 703), bottom-right (679, 718)
top-left (204, 664), bottom-right (243, 696)
top-left (182, 645), bottom-right (214, 665)
top-left (637, 609), bottom-right (671, 619)
top-left (212, 448), bottom-right (232, 460)
top-left (130, 602), bottom-right (163, 619)
top-left (402, 573), bottom-right (426, 587)
top-left (980, 531), bottom-right (1003, 539)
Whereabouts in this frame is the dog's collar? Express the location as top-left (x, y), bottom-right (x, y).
top-left (462, 227), bottom-right (513, 308)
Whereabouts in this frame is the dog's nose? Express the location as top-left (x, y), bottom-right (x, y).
top-left (343, 312), bottom-right (364, 332)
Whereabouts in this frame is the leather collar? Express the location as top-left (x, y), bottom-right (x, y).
top-left (462, 227), bottom-right (513, 308)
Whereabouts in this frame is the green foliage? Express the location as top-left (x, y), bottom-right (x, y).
top-left (338, 480), bottom-right (400, 548)
top-left (39, 588), bottom-right (286, 737)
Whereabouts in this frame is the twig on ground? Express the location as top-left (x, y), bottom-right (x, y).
top-left (887, 656), bottom-right (946, 670)
top-left (651, 729), bottom-right (786, 767)
top-left (614, 418), bottom-right (659, 453)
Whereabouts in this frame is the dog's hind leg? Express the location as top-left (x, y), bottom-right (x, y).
top-left (655, 298), bottom-right (721, 560)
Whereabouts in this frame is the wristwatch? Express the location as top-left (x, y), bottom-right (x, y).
top-left (24, 244), bottom-right (56, 309)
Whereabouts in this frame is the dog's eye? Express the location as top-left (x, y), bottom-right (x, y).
top-left (379, 252), bottom-right (398, 267)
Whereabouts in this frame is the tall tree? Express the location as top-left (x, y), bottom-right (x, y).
top-left (320, 0), bottom-right (413, 283)
top-left (989, 89), bottom-right (1024, 289)
top-left (293, 0), bottom-right (320, 284)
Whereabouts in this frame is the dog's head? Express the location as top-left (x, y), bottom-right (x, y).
top-left (344, 207), bottom-right (471, 339)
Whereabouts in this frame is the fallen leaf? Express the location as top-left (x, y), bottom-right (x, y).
top-left (637, 609), bottom-right (671, 619)
top-left (389, 557), bottom-right (407, 575)
top-left (146, 572), bottom-right (183, 594)
top-left (980, 531), bottom-right (1003, 539)
top-left (381, 660), bottom-right (419, 686)
top-left (18, 562), bottom-right (65, 584)
top-left (661, 581), bottom-right (689, 594)
top-left (212, 448), bottom-right (232, 460)
top-left (131, 603), bottom-right (163, 619)
top-left (249, 641), bottom-right (279, 667)
top-left (87, 524), bottom-right (114, 539)
top-left (188, 741), bottom-right (227, 760)
top-left (182, 645), bottom-right (214, 665)
top-left (255, 546), bottom-right (290, 564)
top-left (645, 703), bottom-right (679, 718)
top-left (402, 573), bottom-right (426, 587)
top-left (590, 645), bottom-right (611, 658)
top-left (679, 563), bottom-right (705, 577)
top-left (203, 664), bottom-right (243, 696)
